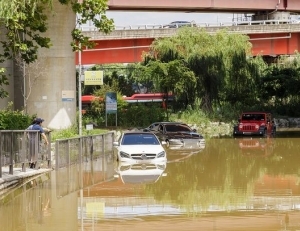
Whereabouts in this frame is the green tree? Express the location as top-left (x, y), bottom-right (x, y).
top-left (260, 65), bottom-right (300, 115)
top-left (139, 59), bottom-right (196, 110)
top-left (188, 53), bottom-right (225, 113)
top-left (0, 0), bottom-right (114, 98)
top-left (143, 27), bottom-right (256, 114)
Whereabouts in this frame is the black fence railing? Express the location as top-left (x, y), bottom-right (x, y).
top-left (55, 132), bottom-right (115, 170)
top-left (0, 130), bottom-right (51, 178)
top-left (0, 131), bottom-right (115, 178)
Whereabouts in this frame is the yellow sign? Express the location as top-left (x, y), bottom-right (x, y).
top-left (84, 71), bottom-right (103, 85)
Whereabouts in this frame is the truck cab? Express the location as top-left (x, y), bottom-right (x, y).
top-left (233, 112), bottom-right (276, 137)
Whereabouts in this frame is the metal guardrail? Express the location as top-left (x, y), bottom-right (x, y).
top-left (80, 19), bottom-right (300, 31)
top-left (0, 131), bottom-right (115, 178)
top-left (55, 132), bottom-right (115, 170)
top-left (0, 130), bottom-right (51, 177)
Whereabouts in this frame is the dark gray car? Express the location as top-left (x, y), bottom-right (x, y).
top-left (143, 122), bottom-right (204, 147)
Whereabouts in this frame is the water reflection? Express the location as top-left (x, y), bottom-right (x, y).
top-left (236, 137), bottom-right (274, 157)
top-left (1, 137), bottom-right (300, 230)
top-left (114, 162), bottom-right (167, 184)
top-left (166, 140), bottom-right (205, 163)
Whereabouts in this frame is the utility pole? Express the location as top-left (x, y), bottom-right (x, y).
top-left (78, 43), bottom-right (82, 136)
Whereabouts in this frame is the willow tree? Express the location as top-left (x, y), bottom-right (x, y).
top-left (145, 27), bottom-right (259, 113)
top-left (189, 53), bottom-right (226, 113)
top-left (138, 59), bottom-right (196, 113)
top-left (0, 0), bottom-right (114, 97)
top-left (143, 30), bottom-right (200, 109)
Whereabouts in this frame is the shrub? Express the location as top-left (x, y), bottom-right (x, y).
top-left (0, 102), bottom-right (35, 130)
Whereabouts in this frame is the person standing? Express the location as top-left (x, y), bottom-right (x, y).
top-left (28, 118), bottom-right (49, 168)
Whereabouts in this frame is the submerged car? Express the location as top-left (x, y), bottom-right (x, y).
top-left (143, 122), bottom-right (205, 147)
top-left (143, 121), bottom-right (188, 132)
top-left (113, 131), bottom-right (167, 163)
top-left (115, 162), bottom-right (167, 184)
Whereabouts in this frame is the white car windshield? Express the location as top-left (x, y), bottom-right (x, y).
top-left (121, 133), bottom-right (160, 145)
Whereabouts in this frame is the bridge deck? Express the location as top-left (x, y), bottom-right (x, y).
top-left (83, 24), bottom-right (300, 41)
top-left (107, 0), bottom-right (300, 13)
top-left (78, 24), bottom-right (300, 65)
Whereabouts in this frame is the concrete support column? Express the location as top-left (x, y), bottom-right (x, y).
top-left (26, 1), bottom-right (76, 129)
top-left (0, 26), bottom-right (14, 109)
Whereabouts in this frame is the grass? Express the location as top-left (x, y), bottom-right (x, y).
top-left (50, 127), bottom-right (109, 141)
top-left (169, 110), bottom-right (210, 126)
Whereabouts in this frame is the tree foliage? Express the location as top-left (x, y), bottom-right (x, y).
top-left (141, 28), bottom-right (256, 113)
top-left (137, 28), bottom-right (300, 118)
top-left (0, 0), bottom-right (114, 98)
top-left (0, 102), bottom-right (35, 129)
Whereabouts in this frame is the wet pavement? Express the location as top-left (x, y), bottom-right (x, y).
top-left (1, 132), bottom-right (300, 230)
top-left (0, 167), bottom-right (52, 196)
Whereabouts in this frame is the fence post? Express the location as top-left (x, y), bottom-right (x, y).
top-left (9, 131), bottom-right (13, 174)
top-left (90, 135), bottom-right (93, 160)
top-left (47, 132), bottom-right (52, 168)
top-left (55, 141), bottom-right (59, 171)
top-left (102, 135), bottom-right (105, 156)
top-left (67, 139), bottom-right (70, 166)
top-left (112, 132), bottom-right (115, 151)
top-left (21, 131), bottom-right (27, 172)
top-left (0, 131), bottom-right (2, 178)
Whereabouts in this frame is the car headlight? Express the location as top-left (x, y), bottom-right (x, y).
top-left (120, 151), bottom-right (130, 158)
top-left (157, 151), bottom-right (165, 158)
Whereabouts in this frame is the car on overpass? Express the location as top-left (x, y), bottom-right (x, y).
top-left (162, 21), bottom-right (196, 28)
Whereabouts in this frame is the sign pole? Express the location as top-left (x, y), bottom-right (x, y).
top-left (105, 92), bottom-right (118, 127)
top-left (78, 43), bottom-right (82, 136)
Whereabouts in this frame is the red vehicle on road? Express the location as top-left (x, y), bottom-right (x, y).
top-left (233, 111), bottom-right (276, 137)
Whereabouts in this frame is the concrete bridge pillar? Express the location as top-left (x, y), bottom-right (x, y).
top-left (0, 26), bottom-right (15, 109)
top-left (25, 1), bottom-right (76, 129)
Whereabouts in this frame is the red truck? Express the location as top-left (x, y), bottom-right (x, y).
top-left (233, 111), bottom-right (276, 137)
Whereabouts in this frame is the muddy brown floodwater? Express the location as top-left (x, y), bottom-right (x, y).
top-left (0, 131), bottom-right (300, 231)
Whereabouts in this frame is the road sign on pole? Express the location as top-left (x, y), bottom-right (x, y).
top-left (105, 92), bottom-right (118, 127)
top-left (84, 71), bottom-right (103, 85)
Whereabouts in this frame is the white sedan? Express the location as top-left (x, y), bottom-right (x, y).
top-left (113, 131), bottom-right (167, 163)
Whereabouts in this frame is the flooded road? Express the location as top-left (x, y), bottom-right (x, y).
top-left (1, 132), bottom-right (300, 231)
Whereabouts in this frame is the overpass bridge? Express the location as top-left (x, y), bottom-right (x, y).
top-left (78, 23), bottom-right (300, 65)
top-left (107, 0), bottom-right (299, 13)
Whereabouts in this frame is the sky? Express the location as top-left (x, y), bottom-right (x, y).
top-left (106, 11), bottom-right (238, 27)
